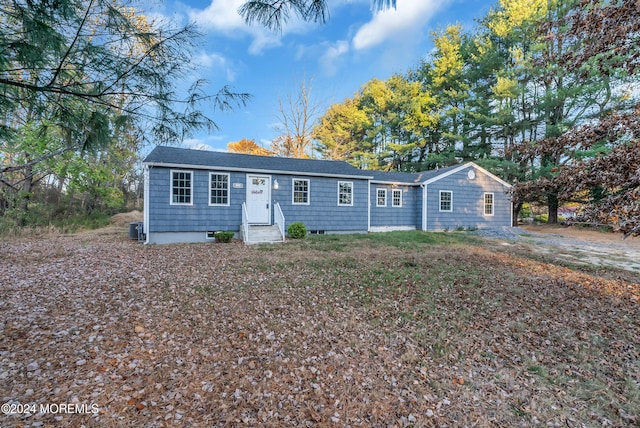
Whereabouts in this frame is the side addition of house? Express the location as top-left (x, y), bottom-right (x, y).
top-left (142, 146), bottom-right (512, 244)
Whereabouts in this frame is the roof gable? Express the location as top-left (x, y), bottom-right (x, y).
top-left (369, 164), bottom-right (460, 185)
top-left (422, 162), bottom-right (512, 188)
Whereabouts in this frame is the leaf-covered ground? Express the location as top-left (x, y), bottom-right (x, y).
top-left (1, 228), bottom-right (638, 427)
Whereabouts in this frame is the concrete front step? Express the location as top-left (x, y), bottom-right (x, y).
top-left (245, 225), bottom-right (284, 244)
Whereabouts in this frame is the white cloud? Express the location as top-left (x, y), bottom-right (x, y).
top-left (188, 0), bottom-right (311, 55)
top-left (189, 0), bottom-right (246, 32)
top-left (183, 133), bottom-right (229, 151)
top-left (183, 139), bottom-right (213, 151)
top-left (193, 52), bottom-right (237, 81)
top-left (320, 40), bottom-right (350, 76)
top-left (194, 52), bottom-right (226, 68)
top-left (352, 0), bottom-right (449, 51)
top-left (247, 33), bottom-right (283, 55)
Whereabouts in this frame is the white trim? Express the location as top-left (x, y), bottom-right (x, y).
top-left (143, 165), bottom-right (150, 244)
top-left (392, 189), bottom-right (402, 207)
top-left (292, 178), bottom-right (310, 205)
top-left (421, 184), bottom-right (427, 231)
top-left (371, 180), bottom-right (420, 186)
top-left (370, 225), bottom-right (416, 232)
top-left (145, 161), bottom-right (373, 180)
top-left (439, 190), bottom-right (453, 212)
top-left (208, 172), bottom-right (231, 206)
top-left (367, 180), bottom-right (371, 231)
top-left (170, 169), bottom-right (193, 206)
top-left (483, 192), bottom-right (495, 216)
top-left (337, 181), bottom-right (353, 206)
top-left (421, 162), bottom-right (512, 188)
top-left (376, 188), bottom-right (387, 207)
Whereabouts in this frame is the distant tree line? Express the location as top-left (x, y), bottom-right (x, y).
top-left (4, 0), bottom-right (639, 237)
top-left (259, 0), bottom-right (640, 235)
top-left (0, 0), bottom-right (249, 228)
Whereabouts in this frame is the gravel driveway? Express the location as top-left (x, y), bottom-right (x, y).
top-left (474, 225), bottom-right (640, 276)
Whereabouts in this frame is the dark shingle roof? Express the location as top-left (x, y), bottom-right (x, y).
top-left (143, 146), bottom-right (373, 178)
top-left (369, 164), bottom-right (460, 184)
top-left (143, 146), bottom-right (463, 183)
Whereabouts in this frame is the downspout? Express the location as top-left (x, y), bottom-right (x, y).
top-left (367, 179), bottom-right (371, 232)
top-left (420, 182), bottom-right (427, 231)
top-left (143, 165), bottom-right (151, 244)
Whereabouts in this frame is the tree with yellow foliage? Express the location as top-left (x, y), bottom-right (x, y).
top-left (227, 139), bottom-right (273, 156)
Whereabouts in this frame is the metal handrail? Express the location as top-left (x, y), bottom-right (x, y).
top-left (241, 202), bottom-right (250, 243)
top-left (274, 202), bottom-right (285, 241)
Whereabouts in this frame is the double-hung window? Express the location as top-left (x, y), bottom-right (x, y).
top-left (292, 179), bottom-right (310, 205)
top-left (392, 189), bottom-right (402, 207)
top-left (439, 190), bottom-right (453, 212)
top-left (171, 170), bottom-right (192, 205)
top-left (338, 181), bottom-right (353, 206)
top-left (376, 189), bottom-right (387, 207)
top-left (209, 173), bottom-right (230, 206)
top-left (484, 193), bottom-right (494, 216)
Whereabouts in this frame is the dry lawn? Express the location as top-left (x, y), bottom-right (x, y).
top-left (1, 227), bottom-right (638, 427)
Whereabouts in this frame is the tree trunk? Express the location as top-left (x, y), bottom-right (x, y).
top-left (512, 201), bottom-right (522, 227)
top-left (547, 193), bottom-right (559, 224)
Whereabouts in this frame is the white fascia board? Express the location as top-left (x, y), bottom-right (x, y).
top-left (421, 162), bottom-right (512, 188)
top-left (370, 180), bottom-right (421, 186)
top-left (143, 161), bottom-right (373, 180)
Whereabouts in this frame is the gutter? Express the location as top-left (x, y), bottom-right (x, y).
top-left (143, 161), bottom-right (374, 181)
top-left (370, 180), bottom-right (421, 186)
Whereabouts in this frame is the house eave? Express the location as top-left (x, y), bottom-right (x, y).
top-left (370, 180), bottom-right (421, 186)
top-left (143, 161), bottom-right (374, 180)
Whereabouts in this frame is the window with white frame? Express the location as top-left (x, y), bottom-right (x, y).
top-left (338, 181), bottom-right (353, 206)
top-left (484, 192), bottom-right (494, 216)
top-left (209, 173), bottom-right (229, 205)
top-left (171, 170), bottom-right (192, 205)
top-left (292, 179), bottom-right (310, 204)
top-left (439, 190), bottom-right (452, 212)
top-left (392, 189), bottom-right (402, 207)
top-left (377, 188), bottom-right (387, 207)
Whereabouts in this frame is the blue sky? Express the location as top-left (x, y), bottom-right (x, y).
top-left (147, 0), bottom-right (496, 152)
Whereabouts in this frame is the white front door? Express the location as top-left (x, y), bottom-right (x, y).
top-left (246, 174), bottom-right (271, 224)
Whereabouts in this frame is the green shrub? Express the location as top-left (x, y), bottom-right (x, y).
top-left (519, 203), bottom-right (532, 219)
top-left (534, 214), bottom-right (548, 223)
top-left (214, 231), bottom-right (234, 243)
top-left (287, 221), bottom-right (307, 239)
top-left (534, 213), bottom-right (566, 223)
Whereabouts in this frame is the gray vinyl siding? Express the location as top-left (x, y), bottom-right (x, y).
top-left (273, 175), bottom-right (369, 232)
top-left (370, 184), bottom-right (420, 229)
top-left (147, 167), bottom-right (244, 233)
top-left (425, 167), bottom-right (511, 230)
top-left (148, 167), bottom-right (369, 235)
top-left (146, 159), bottom-right (511, 242)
